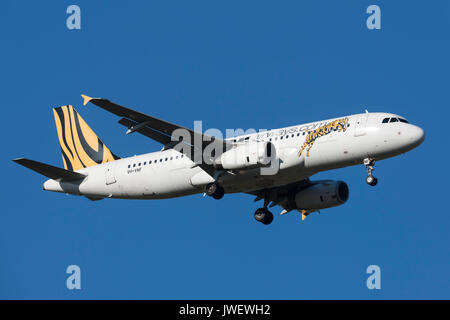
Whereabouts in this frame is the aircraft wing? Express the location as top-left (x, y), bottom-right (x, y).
top-left (81, 95), bottom-right (229, 176)
top-left (248, 179), bottom-right (314, 217)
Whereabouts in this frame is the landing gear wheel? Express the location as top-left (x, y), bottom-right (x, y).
top-left (205, 183), bottom-right (225, 200)
top-left (212, 186), bottom-right (224, 199)
top-left (363, 158), bottom-right (378, 187)
top-left (254, 208), bottom-right (274, 225)
top-left (366, 175), bottom-right (378, 186)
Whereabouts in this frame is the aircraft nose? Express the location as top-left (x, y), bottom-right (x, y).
top-left (407, 125), bottom-right (425, 147)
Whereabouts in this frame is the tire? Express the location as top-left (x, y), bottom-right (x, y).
top-left (205, 183), bottom-right (217, 196)
top-left (254, 208), bottom-right (274, 225)
top-left (254, 208), bottom-right (266, 222)
top-left (262, 210), bottom-right (274, 225)
top-left (212, 186), bottom-right (225, 200)
top-left (366, 176), bottom-right (378, 186)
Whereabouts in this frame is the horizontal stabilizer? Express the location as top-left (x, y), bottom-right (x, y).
top-left (13, 158), bottom-right (86, 181)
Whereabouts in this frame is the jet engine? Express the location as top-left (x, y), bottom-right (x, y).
top-left (287, 180), bottom-right (349, 210)
top-left (214, 141), bottom-right (276, 170)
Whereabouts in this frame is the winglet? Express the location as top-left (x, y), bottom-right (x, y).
top-left (81, 94), bottom-right (93, 106)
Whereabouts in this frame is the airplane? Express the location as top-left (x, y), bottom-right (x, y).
top-left (13, 95), bottom-right (425, 225)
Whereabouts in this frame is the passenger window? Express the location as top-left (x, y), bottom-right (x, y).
top-left (280, 136), bottom-right (283, 140)
top-left (128, 165), bottom-right (130, 168)
top-left (170, 157), bottom-right (173, 160)
top-left (149, 161), bottom-right (152, 164)
top-left (160, 159), bottom-right (162, 162)
top-left (181, 155), bottom-right (184, 158)
top-left (286, 135), bottom-right (289, 139)
top-left (138, 163), bottom-right (141, 166)
top-left (303, 132), bottom-right (306, 135)
top-left (165, 158), bottom-right (168, 161)
top-left (390, 118), bottom-right (398, 123)
top-left (133, 164), bottom-right (136, 167)
top-left (144, 162), bottom-right (146, 165)
top-left (297, 133), bottom-right (300, 136)
top-left (382, 118), bottom-right (389, 123)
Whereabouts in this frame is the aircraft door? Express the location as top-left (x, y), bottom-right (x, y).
top-left (354, 114), bottom-right (369, 137)
top-left (105, 162), bottom-right (117, 185)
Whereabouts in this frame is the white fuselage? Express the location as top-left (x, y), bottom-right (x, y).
top-left (43, 112), bottom-right (425, 199)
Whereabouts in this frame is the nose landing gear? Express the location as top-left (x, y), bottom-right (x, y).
top-left (364, 158), bottom-right (378, 186)
top-left (366, 175), bottom-right (378, 186)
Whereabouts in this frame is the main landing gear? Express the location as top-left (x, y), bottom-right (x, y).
top-left (364, 158), bottom-right (378, 186)
top-left (206, 182), bottom-right (274, 225)
top-left (254, 198), bottom-right (274, 225)
top-left (205, 182), bottom-right (225, 200)
top-left (254, 208), bottom-right (274, 225)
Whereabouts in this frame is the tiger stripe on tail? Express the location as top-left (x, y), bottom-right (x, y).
top-left (53, 105), bottom-right (120, 171)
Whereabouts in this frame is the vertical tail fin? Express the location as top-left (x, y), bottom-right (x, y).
top-left (53, 105), bottom-right (120, 171)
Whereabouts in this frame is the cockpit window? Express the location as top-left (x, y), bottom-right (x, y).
top-left (383, 117), bottom-right (409, 124)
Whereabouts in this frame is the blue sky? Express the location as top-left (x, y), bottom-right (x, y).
top-left (1, 1), bottom-right (449, 299)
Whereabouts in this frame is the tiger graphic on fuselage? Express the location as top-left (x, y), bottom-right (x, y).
top-left (298, 117), bottom-right (349, 157)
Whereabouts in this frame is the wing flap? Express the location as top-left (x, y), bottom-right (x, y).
top-left (118, 118), bottom-right (172, 145)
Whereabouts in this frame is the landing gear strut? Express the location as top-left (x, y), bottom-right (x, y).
top-left (205, 182), bottom-right (225, 200)
top-left (364, 158), bottom-right (378, 186)
top-left (254, 198), bottom-right (274, 225)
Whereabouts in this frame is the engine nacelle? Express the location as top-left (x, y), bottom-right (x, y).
top-left (289, 180), bottom-right (349, 210)
top-left (214, 141), bottom-right (275, 170)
